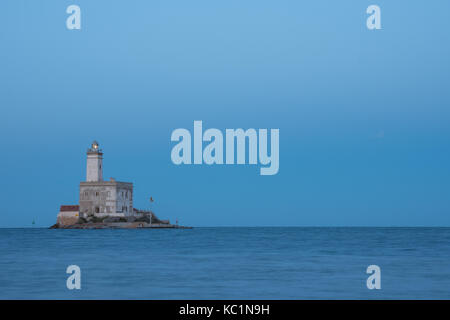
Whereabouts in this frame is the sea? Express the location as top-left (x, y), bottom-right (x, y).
top-left (0, 227), bottom-right (449, 299)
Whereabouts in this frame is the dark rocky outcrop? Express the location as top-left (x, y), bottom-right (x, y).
top-left (50, 210), bottom-right (183, 229)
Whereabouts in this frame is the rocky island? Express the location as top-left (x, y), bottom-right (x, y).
top-left (50, 141), bottom-right (191, 230)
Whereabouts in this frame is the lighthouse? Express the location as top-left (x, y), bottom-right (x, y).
top-left (86, 141), bottom-right (103, 182)
top-left (79, 141), bottom-right (133, 217)
top-left (54, 141), bottom-right (178, 228)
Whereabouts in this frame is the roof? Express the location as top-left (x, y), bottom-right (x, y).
top-left (60, 205), bottom-right (79, 212)
top-left (80, 181), bottom-right (132, 187)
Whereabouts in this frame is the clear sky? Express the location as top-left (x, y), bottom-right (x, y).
top-left (0, 1), bottom-right (449, 227)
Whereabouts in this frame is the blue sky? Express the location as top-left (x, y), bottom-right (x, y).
top-left (0, 1), bottom-right (449, 227)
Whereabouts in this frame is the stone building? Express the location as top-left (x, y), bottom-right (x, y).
top-left (79, 141), bottom-right (133, 217)
top-left (57, 205), bottom-right (79, 225)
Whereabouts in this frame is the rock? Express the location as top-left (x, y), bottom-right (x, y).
top-left (91, 216), bottom-right (105, 223)
top-left (103, 216), bottom-right (120, 223)
top-left (136, 216), bottom-right (150, 223)
top-left (77, 217), bottom-right (87, 224)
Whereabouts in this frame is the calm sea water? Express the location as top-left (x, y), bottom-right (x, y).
top-left (0, 227), bottom-right (449, 299)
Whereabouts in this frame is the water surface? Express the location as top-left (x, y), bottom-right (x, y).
top-left (0, 227), bottom-right (449, 299)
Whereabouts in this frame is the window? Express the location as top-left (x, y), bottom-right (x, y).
top-left (96, 192), bottom-right (99, 197)
top-left (95, 207), bottom-right (99, 213)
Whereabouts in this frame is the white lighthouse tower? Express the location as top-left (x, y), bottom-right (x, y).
top-left (86, 140), bottom-right (103, 182)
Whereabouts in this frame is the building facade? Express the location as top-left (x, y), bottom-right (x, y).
top-left (79, 142), bottom-right (133, 217)
top-left (57, 205), bottom-right (79, 225)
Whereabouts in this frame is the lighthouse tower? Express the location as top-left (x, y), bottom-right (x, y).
top-left (86, 141), bottom-right (103, 182)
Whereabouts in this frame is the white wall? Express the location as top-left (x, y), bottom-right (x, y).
top-left (86, 153), bottom-right (103, 182)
